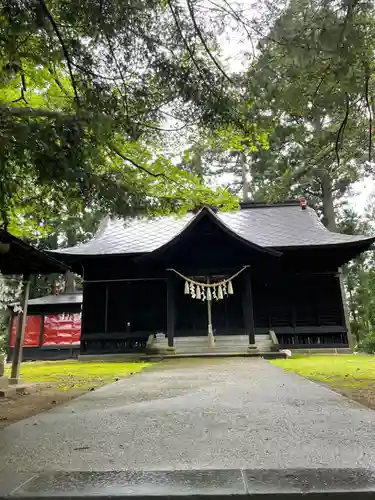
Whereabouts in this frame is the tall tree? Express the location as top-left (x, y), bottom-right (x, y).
top-left (0, 0), bottom-right (244, 230)
top-left (246, 0), bottom-right (375, 229)
top-left (338, 204), bottom-right (375, 344)
top-left (203, 0), bottom-right (375, 228)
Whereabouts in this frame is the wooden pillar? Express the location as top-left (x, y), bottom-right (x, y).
top-left (291, 303), bottom-right (297, 333)
top-left (10, 274), bottom-right (31, 384)
top-left (7, 311), bottom-right (13, 351)
top-left (38, 314), bottom-right (45, 348)
top-left (242, 269), bottom-right (256, 347)
top-left (338, 268), bottom-right (353, 350)
top-left (167, 276), bottom-right (175, 349)
top-left (104, 284), bottom-right (109, 333)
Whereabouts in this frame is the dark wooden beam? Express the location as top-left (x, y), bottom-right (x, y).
top-left (10, 274), bottom-right (31, 383)
top-left (242, 269), bottom-right (255, 345)
top-left (167, 275), bottom-right (176, 348)
top-left (255, 325), bottom-right (347, 335)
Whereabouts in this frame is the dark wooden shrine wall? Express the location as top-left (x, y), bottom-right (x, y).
top-left (82, 272), bottom-right (345, 339)
top-left (82, 280), bottom-right (167, 335)
top-left (83, 277), bottom-right (245, 337)
top-left (252, 273), bottom-right (344, 330)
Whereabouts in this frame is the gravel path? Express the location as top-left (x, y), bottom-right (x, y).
top-left (1, 358), bottom-right (375, 473)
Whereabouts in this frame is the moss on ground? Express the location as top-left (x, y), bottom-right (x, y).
top-left (270, 354), bottom-right (375, 411)
top-left (270, 354), bottom-right (375, 390)
top-left (5, 360), bottom-right (151, 390)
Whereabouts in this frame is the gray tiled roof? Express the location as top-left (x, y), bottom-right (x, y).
top-left (54, 205), bottom-right (375, 256)
top-left (27, 293), bottom-right (83, 306)
top-left (10, 293), bottom-right (82, 309)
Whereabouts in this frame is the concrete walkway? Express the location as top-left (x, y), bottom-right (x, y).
top-left (1, 358), bottom-right (375, 474)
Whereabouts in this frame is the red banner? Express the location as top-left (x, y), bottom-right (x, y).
top-left (10, 316), bottom-right (41, 347)
top-left (42, 313), bottom-right (81, 346)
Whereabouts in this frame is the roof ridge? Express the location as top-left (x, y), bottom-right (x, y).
top-left (239, 200), bottom-right (300, 209)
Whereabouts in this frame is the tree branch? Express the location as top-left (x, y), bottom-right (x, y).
top-left (364, 66), bottom-right (372, 162)
top-left (98, 2), bottom-right (130, 119)
top-left (38, 0), bottom-right (80, 106)
top-left (1, 105), bottom-right (94, 120)
top-left (219, 0), bottom-right (256, 59)
top-left (335, 93), bottom-right (350, 166)
top-left (313, 64), bottom-right (331, 99)
top-left (48, 68), bottom-right (70, 97)
top-left (185, 0), bottom-right (234, 84)
top-left (70, 62), bottom-right (133, 82)
top-left (110, 146), bottom-right (184, 188)
top-left (111, 147), bottom-right (163, 178)
top-left (167, 0), bottom-right (209, 86)
top-left (12, 70), bottom-right (28, 104)
top-left (140, 122), bottom-right (191, 132)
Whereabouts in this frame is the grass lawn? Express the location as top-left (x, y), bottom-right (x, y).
top-left (5, 359), bottom-right (151, 390)
top-left (271, 354), bottom-right (375, 408)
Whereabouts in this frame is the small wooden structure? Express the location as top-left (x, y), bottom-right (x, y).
top-left (8, 293), bottom-right (82, 361)
top-left (0, 230), bottom-right (68, 383)
top-left (51, 201), bottom-right (375, 355)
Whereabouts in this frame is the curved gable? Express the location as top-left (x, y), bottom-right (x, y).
top-left (137, 207), bottom-right (281, 265)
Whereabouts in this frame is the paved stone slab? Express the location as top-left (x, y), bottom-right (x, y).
top-left (6, 469), bottom-right (245, 496)
top-left (0, 472), bottom-right (35, 497)
top-left (1, 358), bottom-right (375, 474)
top-left (4, 469), bottom-right (375, 498)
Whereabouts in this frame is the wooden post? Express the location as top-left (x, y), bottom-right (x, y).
top-left (242, 269), bottom-right (257, 349)
top-left (206, 277), bottom-right (215, 349)
top-left (338, 268), bottom-right (353, 350)
top-left (167, 276), bottom-right (175, 350)
top-left (10, 275), bottom-right (31, 384)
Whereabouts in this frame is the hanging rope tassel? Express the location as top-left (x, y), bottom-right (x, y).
top-left (228, 281), bottom-right (234, 295)
top-left (184, 281), bottom-right (190, 294)
top-left (206, 287), bottom-right (212, 301)
top-left (218, 285), bottom-right (223, 299)
top-left (196, 285), bottom-right (201, 300)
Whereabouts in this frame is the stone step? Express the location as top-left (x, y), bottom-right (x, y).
top-left (175, 336), bottom-right (249, 343)
top-left (166, 347), bottom-right (273, 354)
top-left (149, 334), bottom-right (275, 354)
top-left (153, 335), bottom-right (272, 342)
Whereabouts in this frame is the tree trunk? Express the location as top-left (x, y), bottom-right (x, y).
top-left (318, 171), bottom-right (337, 232)
top-left (64, 271), bottom-right (76, 293)
top-left (193, 153), bottom-right (203, 183)
top-left (64, 226), bottom-right (77, 293)
top-left (240, 151), bottom-right (249, 201)
top-left (312, 116), bottom-right (337, 231)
